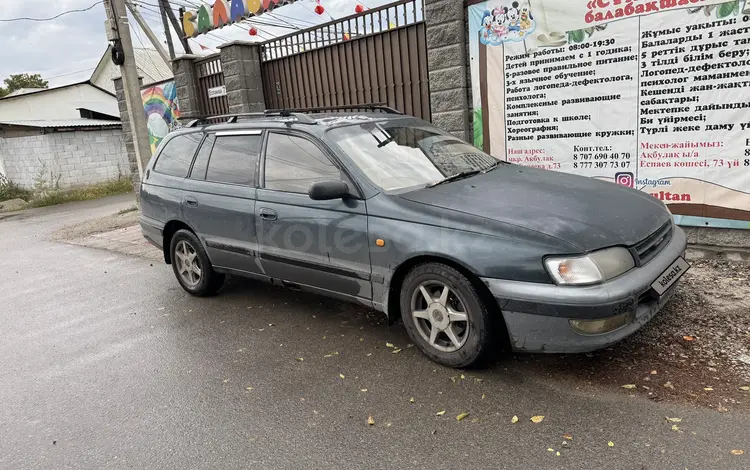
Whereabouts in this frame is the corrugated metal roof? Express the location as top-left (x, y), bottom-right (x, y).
top-left (133, 48), bottom-right (174, 85)
top-left (0, 119), bottom-right (121, 128)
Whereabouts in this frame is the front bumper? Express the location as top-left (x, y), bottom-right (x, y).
top-left (481, 226), bottom-right (687, 353)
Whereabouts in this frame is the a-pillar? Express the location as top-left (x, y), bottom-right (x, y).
top-left (218, 41), bottom-right (266, 114)
top-left (424, 0), bottom-right (471, 142)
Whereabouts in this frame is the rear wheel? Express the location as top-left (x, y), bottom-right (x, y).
top-left (170, 229), bottom-right (224, 296)
top-left (400, 263), bottom-right (493, 368)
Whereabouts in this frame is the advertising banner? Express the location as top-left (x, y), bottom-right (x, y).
top-left (469, 0), bottom-right (750, 229)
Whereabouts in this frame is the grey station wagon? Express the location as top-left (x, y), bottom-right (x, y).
top-left (140, 107), bottom-right (689, 368)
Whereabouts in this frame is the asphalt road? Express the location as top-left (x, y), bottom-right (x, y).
top-left (1, 195), bottom-right (748, 469)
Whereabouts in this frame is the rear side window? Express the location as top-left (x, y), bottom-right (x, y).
top-left (153, 133), bottom-right (202, 178)
top-left (205, 134), bottom-right (262, 186)
top-left (189, 134), bottom-right (214, 180)
top-left (264, 133), bottom-right (340, 193)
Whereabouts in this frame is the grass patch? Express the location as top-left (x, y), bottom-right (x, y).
top-left (117, 205), bottom-right (138, 215)
top-left (0, 174), bottom-right (33, 202)
top-left (26, 178), bottom-right (133, 209)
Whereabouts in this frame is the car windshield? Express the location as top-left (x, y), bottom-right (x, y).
top-left (327, 119), bottom-right (501, 191)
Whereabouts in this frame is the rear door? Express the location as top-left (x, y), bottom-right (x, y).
top-left (256, 131), bottom-right (372, 300)
top-left (181, 130), bottom-right (264, 274)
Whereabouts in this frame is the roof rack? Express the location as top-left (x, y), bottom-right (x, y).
top-left (182, 104), bottom-right (401, 128)
top-left (265, 104), bottom-right (402, 115)
top-left (183, 110), bottom-right (316, 128)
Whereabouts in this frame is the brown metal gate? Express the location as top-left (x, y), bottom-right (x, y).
top-left (260, 0), bottom-right (430, 120)
top-left (195, 54), bottom-right (229, 116)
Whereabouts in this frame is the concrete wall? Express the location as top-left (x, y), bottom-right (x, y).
top-left (0, 128), bottom-right (129, 190)
top-left (0, 84), bottom-right (119, 121)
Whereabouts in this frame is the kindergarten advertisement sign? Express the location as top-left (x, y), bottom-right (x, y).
top-left (469, 0), bottom-right (750, 229)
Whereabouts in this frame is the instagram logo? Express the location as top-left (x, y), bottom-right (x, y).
top-left (615, 172), bottom-right (634, 188)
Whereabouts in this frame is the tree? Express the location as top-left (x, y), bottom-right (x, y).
top-left (0, 74), bottom-right (49, 98)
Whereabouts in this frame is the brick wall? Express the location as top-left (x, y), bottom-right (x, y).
top-left (0, 128), bottom-right (130, 189)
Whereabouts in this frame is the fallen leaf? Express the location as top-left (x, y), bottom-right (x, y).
top-left (268, 323), bottom-right (275, 327)
top-left (651, 370), bottom-right (658, 375)
top-left (562, 433), bottom-right (573, 440)
top-left (471, 418), bottom-right (479, 423)
top-left (386, 422), bottom-right (392, 427)
top-left (481, 393), bottom-right (486, 400)
top-left (386, 342), bottom-right (395, 348)
top-left (671, 424), bottom-right (680, 432)
top-left (622, 384), bottom-right (637, 389)
top-left (323, 354), bottom-right (333, 358)
top-left (608, 441), bottom-right (614, 447)
top-left (664, 381), bottom-right (675, 389)
top-left (409, 397), bottom-right (415, 403)
top-left (547, 448), bottom-right (554, 452)
top-left (460, 374), bottom-right (466, 380)
top-left (367, 416), bottom-right (375, 426)
top-left (246, 386), bottom-right (253, 391)
top-left (392, 348), bottom-right (402, 354)
top-left (450, 376), bottom-right (458, 383)
top-left (666, 417), bottom-right (682, 423)
top-left (360, 388), bottom-right (368, 392)
top-left (511, 415), bottom-right (519, 424)
top-left (359, 338), bottom-right (364, 342)
top-left (556, 451), bottom-right (561, 456)
top-left (704, 387), bottom-right (714, 391)
top-left (530, 415), bottom-right (545, 424)
top-left (456, 412), bottom-right (470, 421)
top-left (739, 386), bottom-right (749, 391)
top-left (295, 357), bottom-right (304, 362)
top-left (366, 353), bottom-right (372, 357)
top-left (223, 379), bottom-right (229, 383)
top-left (474, 378), bottom-right (483, 383)
top-left (339, 374), bottom-right (345, 379)
top-left (436, 410), bottom-right (446, 416)
top-left (730, 450), bottom-right (744, 455)
top-left (407, 344), bottom-right (414, 348)
top-left (683, 335), bottom-right (695, 341)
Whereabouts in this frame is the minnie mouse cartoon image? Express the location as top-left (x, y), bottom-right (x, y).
top-left (490, 7), bottom-right (508, 41)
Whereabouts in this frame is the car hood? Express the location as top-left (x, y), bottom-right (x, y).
top-left (398, 166), bottom-right (671, 252)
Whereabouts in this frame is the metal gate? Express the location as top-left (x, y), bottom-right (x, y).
top-left (195, 54), bottom-right (229, 116)
top-left (260, 0), bottom-right (430, 120)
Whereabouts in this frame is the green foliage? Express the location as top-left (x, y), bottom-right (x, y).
top-left (0, 73), bottom-right (49, 98)
top-left (26, 179), bottom-right (133, 208)
top-left (0, 174), bottom-right (32, 202)
top-left (473, 108), bottom-right (484, 149)
top-left (717, 0), bottom-right (739, 17)
top-left (568, 29), bottom-right (586, 44)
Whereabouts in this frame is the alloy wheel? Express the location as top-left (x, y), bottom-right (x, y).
top-left (411, 281), bottom-right (470, 352)
top-left (174, 240), bottom-right (202, 288)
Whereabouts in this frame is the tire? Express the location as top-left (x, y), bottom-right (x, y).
top-left (169, 229), bottom-right (225, 297)
top-left (400, 263), bottom-right (493, 368)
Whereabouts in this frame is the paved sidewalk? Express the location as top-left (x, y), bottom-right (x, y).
top-left (66, 224), bottom-right (161, 260)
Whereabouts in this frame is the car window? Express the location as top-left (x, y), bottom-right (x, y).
top-left (205, 134), bottom-right (262, 186)
top-left (153, 133), bottom-right (202, 178)
top-left (264, 133), bottom-right (340, 193)
top-left (189, 134), bottom-right (214, 180)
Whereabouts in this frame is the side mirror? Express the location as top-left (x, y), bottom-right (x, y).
top-left (309, 180), bottom-right (350, 201)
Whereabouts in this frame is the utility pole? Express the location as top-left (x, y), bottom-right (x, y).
top-left (124, 1), bottom-right (171, 64)
top-left (158, 0), bottom-right (176, 59)
top-left (165, 2), bottom-right (192, 54)
top-left (105, 0), bottom-right (153, 181)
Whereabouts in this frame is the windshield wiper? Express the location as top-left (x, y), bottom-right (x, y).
top-left (427, 170), bottom-right (481, 188)
top-left (482, 160), bottom-right (509, 173)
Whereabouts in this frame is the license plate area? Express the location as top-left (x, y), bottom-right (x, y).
top-left (651, 256), bottom-right (690, 296)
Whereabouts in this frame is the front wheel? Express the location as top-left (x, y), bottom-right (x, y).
top-left (400, 263), bottom-right (493, 368)
top-left (170, 229), bottom-right (224, 296)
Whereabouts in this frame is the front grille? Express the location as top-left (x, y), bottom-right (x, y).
top-left (631, 220), bottom-right (673, 266)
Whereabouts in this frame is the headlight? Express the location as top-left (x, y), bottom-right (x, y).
top-left (545, 247), bottom-right (635, 285)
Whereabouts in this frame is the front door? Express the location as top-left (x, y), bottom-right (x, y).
top-left (256, 131), bottom-right (371, 300)
top-left (181, 130), bottom-right (263, 274)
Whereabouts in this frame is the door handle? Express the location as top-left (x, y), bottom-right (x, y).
top-left (184, 196), bottom-right (199, 207)
top-left (259, 208), bottom-right (277, 221)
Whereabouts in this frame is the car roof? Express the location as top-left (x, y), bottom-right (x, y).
top-left (170, 112), bottom-right (412, 137)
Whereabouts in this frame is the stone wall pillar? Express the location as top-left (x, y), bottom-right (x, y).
top-left (425, 0), bottom-right (470, 142)
top-left (172, 54), bottom-right (202, 118)
top-left (218, 41), bottom-right (266, 114)
top-left (113, 77), bottom-right (140, 187)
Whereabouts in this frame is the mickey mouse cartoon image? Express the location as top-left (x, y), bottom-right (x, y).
top-left (506, 2), bottom-right (521, 32)
top-left (520, 4), bottom-right (533, 30)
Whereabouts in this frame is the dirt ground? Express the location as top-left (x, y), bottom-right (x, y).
top-left (529, 257), bottom-right (750, 411)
